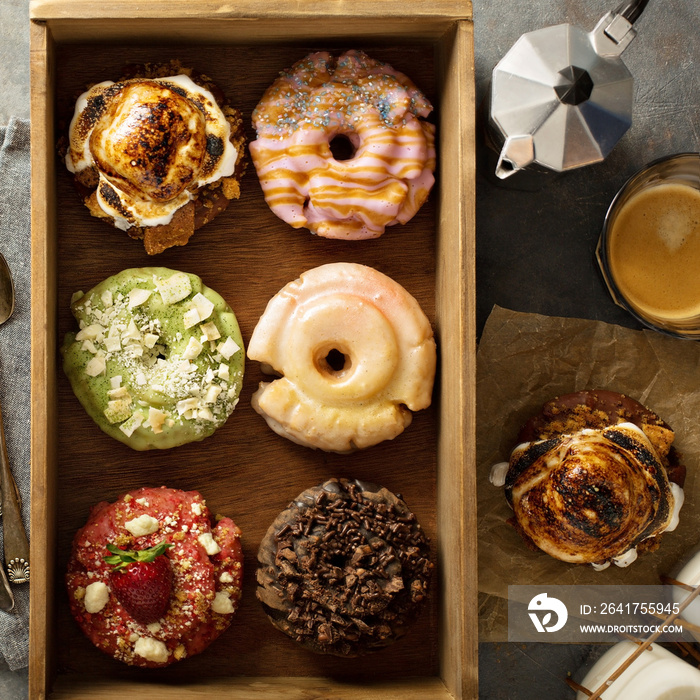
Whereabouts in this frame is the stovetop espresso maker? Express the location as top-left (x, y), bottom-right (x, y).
top-left (487, 0), bottom-right (650, 182)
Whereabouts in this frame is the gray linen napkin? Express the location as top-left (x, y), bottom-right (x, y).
top-left (0, 117), bottom-right (31, 671)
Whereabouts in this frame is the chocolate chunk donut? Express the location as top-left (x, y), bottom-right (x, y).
top-left (256, 478), bottom-right (433, 656)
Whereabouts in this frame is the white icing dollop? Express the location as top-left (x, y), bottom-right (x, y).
top-left (84, 581), bottom-right (110, 613)
top-left (489, 461), bottom-right (509, 488)
top-left (197, 532), bottom-right (221, 556)
top-left (133, 636), bottom-right (169, 663)
top-left (613, 547), bottom-right (638, 568)
top-left (211, 591), bottom-right (235, 614)
top-left (125, 514), bottom-right (160, 537)
top-left (665, 482), bottom-right (685, 533)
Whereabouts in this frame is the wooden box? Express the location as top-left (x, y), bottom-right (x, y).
top-left (28, 2), bottom-right (476, 698)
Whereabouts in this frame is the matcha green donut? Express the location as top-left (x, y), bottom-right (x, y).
top-left (61, 268), bottom-right (245, 450)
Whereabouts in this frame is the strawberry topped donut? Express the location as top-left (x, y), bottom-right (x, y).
top-left (250, 50), bottom-right (436, 240)
top-left (66, 487), bottom-right (243, 667)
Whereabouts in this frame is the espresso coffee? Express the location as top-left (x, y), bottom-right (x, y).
top-left (607, 182), bottom-right (700, 320)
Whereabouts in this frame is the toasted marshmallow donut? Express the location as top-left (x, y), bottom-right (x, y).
top-left (250, 50), bottom-right (436, 240)
top-left (501, 423), bottom-right (682, 568)
top-left (64, 63), bottom-right (246, 254)
top-left (248, 263), bottom-right (436, 452)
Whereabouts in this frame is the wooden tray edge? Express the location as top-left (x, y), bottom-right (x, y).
top-left (28, 15), bottom-right (477, 700)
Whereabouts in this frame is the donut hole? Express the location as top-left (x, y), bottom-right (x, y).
top-left (328, 134), bottom-right (356, 161)
top-left (325, 349), bottom-right (347, 372)
top-left (315, 346), bottom-right (352, 378)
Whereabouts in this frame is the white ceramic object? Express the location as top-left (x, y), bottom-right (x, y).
top-left (671, 547), bottom-right (700, 639)
top-left (577, 641), bottom-right (700, 699)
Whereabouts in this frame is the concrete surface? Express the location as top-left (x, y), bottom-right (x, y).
top-left (0, 4), bottom-right (30, 698)
top-left (0, 0), bottom-right (29, 125)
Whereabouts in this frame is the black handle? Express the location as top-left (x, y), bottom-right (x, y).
top-left (614, 0), bottom-right (650, 24)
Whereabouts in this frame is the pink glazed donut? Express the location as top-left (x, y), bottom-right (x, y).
top-left (249, 50), bottom-right (436, 240)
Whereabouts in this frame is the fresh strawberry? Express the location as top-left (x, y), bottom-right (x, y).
top-left (104, 541), bottom-right (174, 624)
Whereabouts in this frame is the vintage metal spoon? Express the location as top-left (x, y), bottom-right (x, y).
top-left (0, 252), bottom-right (29, 601)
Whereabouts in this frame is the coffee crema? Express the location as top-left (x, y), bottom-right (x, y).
top-left (607, 182), bottom-right (700, 320)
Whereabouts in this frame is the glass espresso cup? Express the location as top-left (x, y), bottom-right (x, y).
top-left (597, 153), bottom-right (700, 338)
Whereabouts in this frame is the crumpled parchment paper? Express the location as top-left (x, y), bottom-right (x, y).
top-left (477, 306), bottom-right (700, 641)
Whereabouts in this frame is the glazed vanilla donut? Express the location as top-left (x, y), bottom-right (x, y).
top-left (250, 50), bottom-right (436, 240)
top-left (248, 262), bottom-right (436, 452)
top-left (61, 267), bottom-right (244, 450)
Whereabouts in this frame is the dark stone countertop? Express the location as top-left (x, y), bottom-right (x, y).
top-left (474, 0), bottom-right (700, 697)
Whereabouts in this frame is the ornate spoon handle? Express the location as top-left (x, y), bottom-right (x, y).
top-left (0, 558), bottom-right (13, 610)
top-left (0, 399), bottom-right (29, 584)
